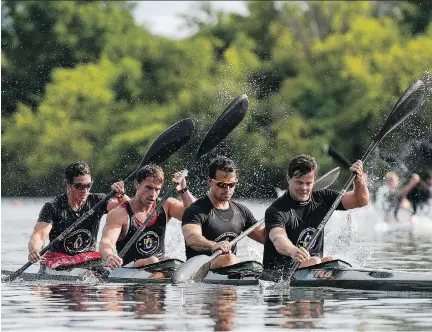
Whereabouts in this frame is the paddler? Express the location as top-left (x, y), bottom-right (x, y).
top-left (99, 163), bottom-right (196, 269)
top-left (263, 154), bottom-right (369, 272)
top-left (27, 161), bottom-right (129, 269)
top-left (406, 171), bottom-right (432, 220)
top-left (181, 155), bottom-right (266, 269)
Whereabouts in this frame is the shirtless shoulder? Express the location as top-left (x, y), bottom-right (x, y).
top-left (107, 204), bottom-right (128, 226)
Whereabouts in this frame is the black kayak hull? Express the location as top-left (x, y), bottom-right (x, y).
top-left (261, 260), bottom-right (432, 292)
top-left (3, 259), bottom-right (432, 292)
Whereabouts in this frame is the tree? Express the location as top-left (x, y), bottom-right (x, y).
top-left (1, 1), bottom-right (138, 115)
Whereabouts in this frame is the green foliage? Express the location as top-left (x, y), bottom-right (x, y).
top-left (1, 0), bottom-right (138, 114)
top-left (2, 1), bottom-right (431, 197)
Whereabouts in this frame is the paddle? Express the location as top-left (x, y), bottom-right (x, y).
top-left (3, 118), bottom-right (196, 283)
top-left (328, 146), bottom-right (352, 169)
top-left (286, 78), bottom-right (427, 281)
top-left (113, 94), bottom-right (249, 267)
top-left (171, 166), bottom-right (341, 284)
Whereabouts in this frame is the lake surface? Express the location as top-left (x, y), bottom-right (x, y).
top-left (2, 197), bottom-right (432, 331)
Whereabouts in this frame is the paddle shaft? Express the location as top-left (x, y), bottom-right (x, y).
top-left (209, 218), bottom-right (265, 259)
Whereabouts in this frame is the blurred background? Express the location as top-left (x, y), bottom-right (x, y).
top-left (2, 0), bottom-right (431, 199)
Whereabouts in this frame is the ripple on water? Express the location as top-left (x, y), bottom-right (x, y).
top-left (2, 198), bottom-right (432, 331)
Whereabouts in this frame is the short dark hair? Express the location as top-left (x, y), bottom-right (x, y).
top-left (208, 155), bottom-right (237, 179)
top-left (287, 154), bottom-right (318, 178)
top-left (65, 161), bottom-right (91, 184)
top-left (135, 164), bottom-right (164, 183)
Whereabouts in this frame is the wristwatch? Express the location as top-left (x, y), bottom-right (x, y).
top-left (177, 186), bottom-right (189, 195)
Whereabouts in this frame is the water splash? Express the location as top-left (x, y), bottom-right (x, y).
top-left (165, 219), bottom-right (186, 261)
top-left (246, 237), bottom-right (263, 262)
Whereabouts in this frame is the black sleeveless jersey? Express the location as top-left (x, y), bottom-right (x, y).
top-left (182, 196), bottom-right (258, 259)
top-left (38, 193), bottom-right (109, 255)
top-left (116, 200), bottom-right (167, 266)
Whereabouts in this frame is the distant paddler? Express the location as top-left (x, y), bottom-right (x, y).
top-left (99, 164), bottom-right (196, 269)
top-left (374, 171), bottom-right (426, 222)
top-left (28, 161), bottom-right (129, 269)
top-left (406, 171), bottom-right (432, 220)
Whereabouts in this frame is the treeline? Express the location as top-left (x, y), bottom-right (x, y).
top-left (2, 1), bottom-right (431, 198)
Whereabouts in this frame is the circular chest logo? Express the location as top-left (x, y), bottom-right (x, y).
top-left (296, 227), bottom-right (316, 248)
top-left (214, 232), bottom-right (238, 251)
top-left (63, 229), bottom-right (93, 254)
top-left (136, 231), bottom-right (160, 256)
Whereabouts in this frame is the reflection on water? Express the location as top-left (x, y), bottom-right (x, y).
top-left (3, 280), bottom-right (432, 331)
top-left (2, 198), bottom-right (432, 331)
top-left (201, 287), bottom-right (237, 331)
top-left (264, 294), bottom-right (324, 329)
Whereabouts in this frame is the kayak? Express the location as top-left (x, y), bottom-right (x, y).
top-left (1, 259), bottom-right (182, 284)
top-left (262, 260), bottom-right (432, 292)
top-left (0, 259), bottom-right (261, 285)
top-left (206, 260), bottom-right (432, 292)
top-left (3, 259), bottom-right (432, 292)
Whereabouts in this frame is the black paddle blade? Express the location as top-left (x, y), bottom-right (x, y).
top-left (138, 118), bottom-right (195, 167)
top-left (194, 94), bottom-right (248, 160)
top-left (328, 147), bottom-right (352, 169)
top-left (374, 79), bottom-right (426, 143)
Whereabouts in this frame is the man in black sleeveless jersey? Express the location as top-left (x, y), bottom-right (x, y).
top-left (27, 161), bottom-right (129, 265)
top-left (263, 154), bottom-right (369, 272)
top-left (100, 164), bottom-right (196, 268)
top-left (182, 156), bottom-right (266, 269)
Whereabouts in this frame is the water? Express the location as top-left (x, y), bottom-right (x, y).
top-left (2, 197), bottom-right (432, 331)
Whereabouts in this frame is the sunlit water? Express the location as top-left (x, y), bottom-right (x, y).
top-left (2, 197), bottom-right (432, 331)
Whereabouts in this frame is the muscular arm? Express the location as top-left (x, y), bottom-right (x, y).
top-left (106, 180), bottom-right (130, 212)
top-left (28, 221), bottom-right (52, 253)
top-left (178, 189), bottom-right (196, 209)
top-left (166, 196), bottom-right (193, 221)
top-left (248, 223), bottom-right (266, 244)
top-left (341, 174), bottom-right (369, 210)
top-left (269, 227), bottom-right (297, 257)
top-left (99, 207), bottom-right (127, 259)
top-left (182, 224), bottom-right (217, 252)
top-left (106, 195), bottom-right (130, 212)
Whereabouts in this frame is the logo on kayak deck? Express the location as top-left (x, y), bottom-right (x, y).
top-left (136, 231), bottom-right (160, 256)
top-left (64, 229), bottom-right (93, 254)
top-left (296, 227), bottom-right (316, 248)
